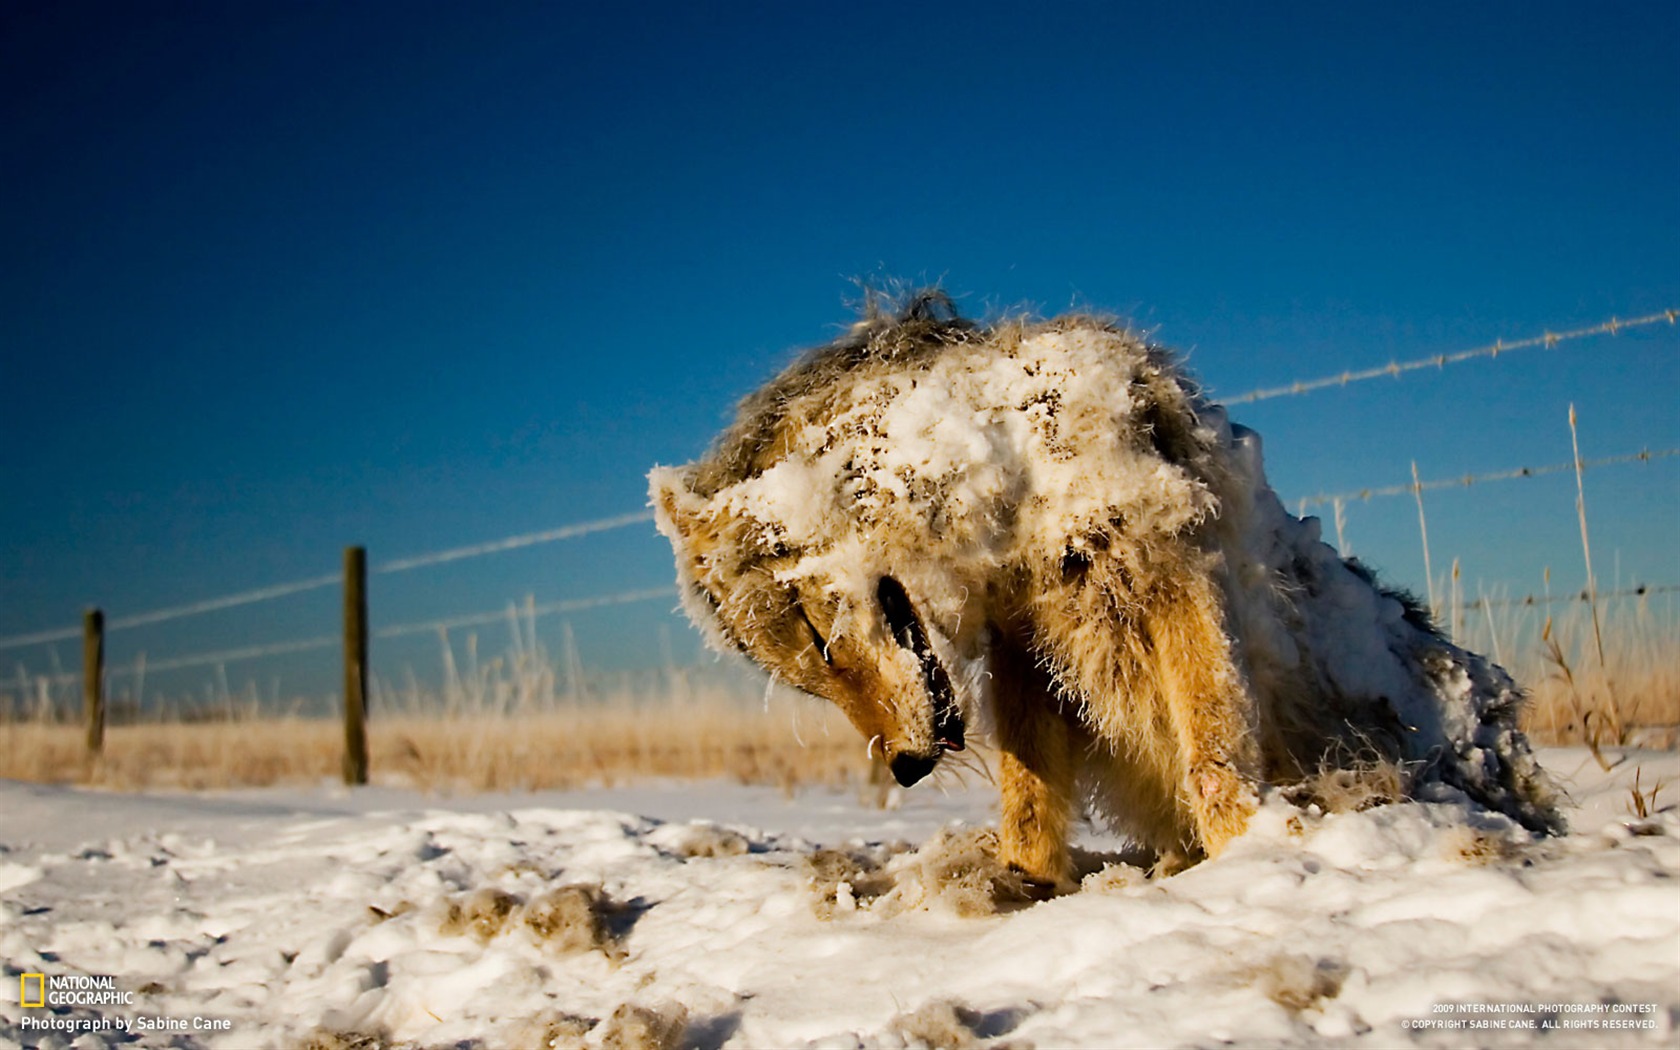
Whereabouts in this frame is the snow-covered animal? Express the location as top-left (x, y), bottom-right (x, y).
top-left (650, 292), bottom-right (1562, 892)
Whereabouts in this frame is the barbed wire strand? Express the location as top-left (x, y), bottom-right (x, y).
top-left (1223, 308), bottom-right (1678, 406)
top-left (375, 586), bottom-right (673, 640)
top-left (375, 511), bottom-right (655, 574)
top-left (114, 574), bottom-right (342, 631)
top-left (1297, 447), bottom-right (1679, 512)
top-left (1471, 582), bottom-right (1679, 610)
top-left (0, 625), bottom-right (81, 651)
top-left (0, 574), bottom-right (341, 655)
top-left (105, 636), bottom-right (339, 678)
top-left (88, 586), bottom-right (675, 679)
top-left (0, 511), bottom-right (657, 652)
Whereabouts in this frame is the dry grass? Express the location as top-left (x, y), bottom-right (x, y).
top-left (0, 695), bottom-right (873, 792)
top-left (0, 618), bottom-right (880, 791)
top-left (1493, 596), bottom-right (1680, 750)
top-left (1626, 767), bottom-right (1669, 820)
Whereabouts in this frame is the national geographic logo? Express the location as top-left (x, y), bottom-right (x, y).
top-left (18, 972), bottom-right (135, 1007)
top-left (16, 973), bottom-right (234, 1035)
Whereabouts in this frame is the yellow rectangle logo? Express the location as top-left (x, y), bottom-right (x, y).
top-left (19, 973), bottom-right (45, 1008)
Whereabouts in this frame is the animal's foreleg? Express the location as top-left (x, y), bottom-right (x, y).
top-left (1144, 572), bottom-right (1261, 858)
top-left (991, 640), bottom-right (1078, 897)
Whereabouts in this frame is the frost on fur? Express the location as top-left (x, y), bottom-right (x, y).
top-left (650, 291), bottom-right (1564, 886)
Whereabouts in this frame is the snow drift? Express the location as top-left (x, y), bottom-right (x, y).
top-left (0, 752), bottom-right (1672, 1048)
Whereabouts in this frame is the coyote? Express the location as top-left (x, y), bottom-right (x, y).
top-left (650, 292), bottom-right (1561, 891)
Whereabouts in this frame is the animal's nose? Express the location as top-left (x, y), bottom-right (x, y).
top-left (889, 752), bottom-right (939, 787)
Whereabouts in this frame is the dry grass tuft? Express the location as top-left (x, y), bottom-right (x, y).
top-left (523, 883), bottom-right (624, 959)
top-left (438, 886), bottom-right (522, 945)
top-left (431, 881), bottom-right (626, 960)
top-left (1283, 758), bottom-right (1409, 814)
top-left (877, 827), bottom-right (1030, 917)
top-left (1626, 767), bottom-right (1669, 819)
top-left (1462, 592), bottom-right (1680, 751)
top-left (596, 1002), bottom-right (688, 1050)
top-left (528, 1013), bottom-right (597, 1050)
top-left (887, 999), bottom-right (983, 1049)
top-left (807, 828), bottom-right (1033, 919)
top-left (650, 822), bottom-right (751, 859)
top-left (806, 846), bottom-right (897, 919)
top-left (1080, 862), bottom-right (1148, 893)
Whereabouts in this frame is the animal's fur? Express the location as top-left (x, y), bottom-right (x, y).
top-left (650, 292), bottom-right (1562, 890)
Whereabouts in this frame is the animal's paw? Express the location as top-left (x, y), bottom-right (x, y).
top-left (1149, 847), bottom-right (1196, 879)
top-left (1005, 864), bottom-right (1074, 901)
top-left (1190, 763), bottom-right (1259, 858)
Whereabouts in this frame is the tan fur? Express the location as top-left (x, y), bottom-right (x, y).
top-left (651, 293), bottom-right (1561, 889)
top-left (988, 631), bottom-right (1082, 891)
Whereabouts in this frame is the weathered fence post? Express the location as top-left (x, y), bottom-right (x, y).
top-left (83, 608), bottom-right (104, 755)
top-left (342, 546), bottom-right (369, 785)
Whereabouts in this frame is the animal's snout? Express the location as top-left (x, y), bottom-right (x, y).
top-left (876, 573), bottom-right (966, 757)
top-left (889, 751), bottom-right (940, 787)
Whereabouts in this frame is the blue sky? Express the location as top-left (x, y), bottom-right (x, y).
top-left (2, 2), bottom-right (1676, 700)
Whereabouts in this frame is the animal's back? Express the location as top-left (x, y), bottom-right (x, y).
top-left (1207, 418), bottom-right (1563, 833)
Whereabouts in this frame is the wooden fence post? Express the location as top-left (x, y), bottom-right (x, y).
top-left (83, 608), bottom-right (104, 755)
top-left (342, 546), bottom-right (369, 785)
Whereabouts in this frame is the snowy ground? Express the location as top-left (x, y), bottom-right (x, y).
top-left (2, 747), bottom-right (1677, 1049)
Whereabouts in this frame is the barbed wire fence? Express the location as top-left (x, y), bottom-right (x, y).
top-left (1296, 448), bottom-right (1680, 515)
top-left (1, 306), bottom-right (1675, 778)
top-left (1221, 309), bottom-right (1677, 405)
top-left (0, 514), bottom-right (671, 704)
top-left (1218, 307), bottom-right (1679, 658)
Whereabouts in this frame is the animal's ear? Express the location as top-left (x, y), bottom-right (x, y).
top-left (649, 465), bottom-right (693, 529)
top-left (649, 466), bottom-right (723, 567)
top-left (650, 463), bottom-right (790, 573)
top-left (650, 465), bottom-right (750, 656)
